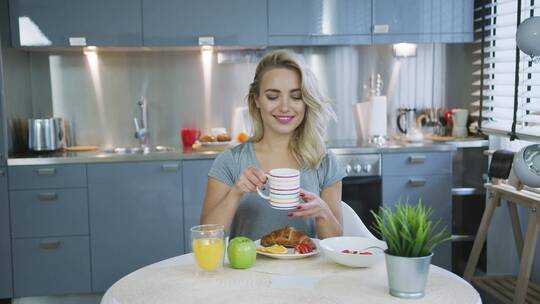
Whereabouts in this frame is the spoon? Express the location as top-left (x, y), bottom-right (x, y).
top-left (341, 245), bottom-right (385, 254)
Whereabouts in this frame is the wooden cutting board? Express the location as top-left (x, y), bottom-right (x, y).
top-left (65, 145), bottom-right (98, 152)
top-left (191, 142), bottom-right (230, 152)
top-left (424, 134), bottom-right (456, 142)
top-left (425, 134), bottom-right (488, 142)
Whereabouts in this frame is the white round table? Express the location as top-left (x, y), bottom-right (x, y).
top-left (101, 253), bottom-right (481, 304)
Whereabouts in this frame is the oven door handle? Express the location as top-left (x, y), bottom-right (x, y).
top-left (408, 177), bottom-right (427, 187)
top-left (342, 176), bottom-right (382, 185)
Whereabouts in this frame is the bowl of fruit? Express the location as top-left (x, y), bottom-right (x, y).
top-left (319, 236), bottom-right (387, 268)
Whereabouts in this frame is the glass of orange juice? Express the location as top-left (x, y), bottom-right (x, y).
top-left (190, 224), bottom-right (225, 274)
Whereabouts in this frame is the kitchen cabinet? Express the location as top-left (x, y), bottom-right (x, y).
top-left (182, 159), bottom-right (213, 251)
top-left (10, 188), bottom-right (89, 238)
top-left (9, 0), bottom-right (142, 47)
top-left (9, 164), bottom-right (87, 190)
top-left (142, 0), bottom-right (267, 47)
top-left (268, 0), bottom-right (372, 46)
top-left (0, 36), bottom-right (6, 163)
top-left (372, 0), bottom-right (474, 44)
top-left (12, 236), bottom-right (91, 297)
top-left (8, 164), bottom-right (91, 297)
top-left (382, 152), bottom-right (453, 270)
top-left (0, 167), bottom-right (12, 298)
top-left (88, 161), bottom-right (184, 292)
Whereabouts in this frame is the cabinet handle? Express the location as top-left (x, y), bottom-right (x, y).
top-left (373, 24), bottom-right (390, 33)
top-left (38, 192), bottom-right (58, 201)
top-left (451, 234), bottom-right (475, 242)
top-left (408, 155), bottom-right (426, 164)
top-left (161, 164), bottom-right (179, 172)
top-left (39, 240), bottom-right (61, 250)
top-left (0, 169), bottom-right (4, 176)
top-left (408, 178), bottom-right (426, 187)
top-left (309, 33), bottom-right (332, 37)
top-left (36, 168), bottom-right (56, 176)
top-left (69, 37), bottom-right (87, 46)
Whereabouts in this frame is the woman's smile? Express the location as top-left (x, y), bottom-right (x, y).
top-left (273, 115), bottom-right (296, 124)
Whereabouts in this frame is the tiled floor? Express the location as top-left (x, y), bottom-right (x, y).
top-left (12, 294), bottom-right (102, 304)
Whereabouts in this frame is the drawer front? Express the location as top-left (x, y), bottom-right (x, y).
top-left (382, 152), bottom-right (451, 176)
top-left (10, 188), bottom-right (89, 238)
top-left (382, 174), bottom-right (452, 270)
top-left (0, 167), bottom-right (12, 298)
top-left (13, 236), bottom-right (91, 297)
top-left (9, 164), bottom-right (87, 190)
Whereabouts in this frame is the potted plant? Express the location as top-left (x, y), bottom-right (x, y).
top-left (371, 200), bottom-right (451, 299)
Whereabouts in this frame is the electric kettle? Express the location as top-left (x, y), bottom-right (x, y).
top-left (396, 108), bottom-right (423, 142)
top-left (396, 108), bottom-right (416, 134)
top-left (28, 118), bottom-right (66, 152)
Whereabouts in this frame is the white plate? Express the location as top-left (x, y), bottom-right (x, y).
top-left (254, 239), bottom-right (319, 260)
top-left (200, 141), bottom-right (232, 147)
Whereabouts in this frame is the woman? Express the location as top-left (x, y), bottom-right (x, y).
top-left (200, 49), bottom-right (345, 240)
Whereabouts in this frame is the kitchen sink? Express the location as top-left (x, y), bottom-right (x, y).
top-left (101, 145), bottom-right (176, 154)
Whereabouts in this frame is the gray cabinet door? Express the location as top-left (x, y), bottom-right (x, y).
top-left (429, 0), bottom-right (474, 42)
top-left (382, 152), bottom-right (452, 176)
top-left (372, 0), bottom-right (473, 44)
top-left (0, 167), bottom-right (12, 298)
top-left (0, 38), bottom-right (6, 163)
top-left (9, 0), bottom-right (142, 47)
top-left (382, 174), bottom-right (452, 270)
top-left (182, 159), bottom-right (213, 252)
top-left (88, 161), bottom-right (183, 292)
top-left (9, 164), bottom-right (87, 190)
top-left (268, 0), bottom-right (372, 45)
top-left (10, 188), bottom-right (89, 238)
top-left (143, 0), bottom-right (267, 46)
top-left (12, 236), bottom-right (91, 297)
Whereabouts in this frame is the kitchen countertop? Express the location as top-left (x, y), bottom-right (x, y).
top-left (6, 138), bottom-right (487, 166)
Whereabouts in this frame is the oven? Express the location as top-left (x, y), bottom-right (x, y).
top-left (335, 153), bottom-right (382, 236)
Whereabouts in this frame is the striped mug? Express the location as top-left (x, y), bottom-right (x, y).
top-left (256, 168), bottom-right (300, 210)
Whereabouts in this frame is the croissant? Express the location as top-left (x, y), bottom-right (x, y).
top-left (260, 226), bottom-right (316, 250)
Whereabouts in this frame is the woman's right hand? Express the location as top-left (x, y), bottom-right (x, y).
top-left (232, 167), bottom-right (267, 194)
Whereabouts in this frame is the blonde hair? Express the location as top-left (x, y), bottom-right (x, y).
top-left (247, 49), bottom-right (336, 169)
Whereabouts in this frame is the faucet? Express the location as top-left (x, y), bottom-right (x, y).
top-left (134, 96), bottom-right (149, 152)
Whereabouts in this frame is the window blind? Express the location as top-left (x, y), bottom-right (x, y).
top-left (472, 0), bottom-right (540, 140)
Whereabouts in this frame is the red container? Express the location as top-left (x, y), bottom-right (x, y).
top-left (181, 128), bottom-right (201, 147)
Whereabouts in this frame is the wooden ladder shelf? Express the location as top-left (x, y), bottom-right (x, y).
top-left (464, 183), bottom-right (540, 304)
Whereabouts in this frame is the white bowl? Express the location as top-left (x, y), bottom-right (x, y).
top-left (320, 236), bottom-right (387, 268)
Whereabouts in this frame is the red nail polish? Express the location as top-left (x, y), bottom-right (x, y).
top-left (300, 192), bottom-right (305, 197)
top-left (296, 205), bottom-right (302, 209)
top-left (287, 212), bottom-right (293, 217)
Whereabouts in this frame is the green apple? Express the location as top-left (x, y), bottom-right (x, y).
top-left (227, 236), bottom-right (256, 269)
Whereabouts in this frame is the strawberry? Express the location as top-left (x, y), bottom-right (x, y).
top-left (341, 249), bottom-right (371, 255)
top-left (294, 244), bottom-right (312, 254)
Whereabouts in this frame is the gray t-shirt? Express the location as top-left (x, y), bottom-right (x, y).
top-left (208, 141), bottom-right (346, 240)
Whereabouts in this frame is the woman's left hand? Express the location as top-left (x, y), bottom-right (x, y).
top-left (288, 190), bottom-right (332, 220)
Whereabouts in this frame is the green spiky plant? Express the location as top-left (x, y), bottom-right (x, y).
top-left (371, 199), bottom-right (452, 257)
